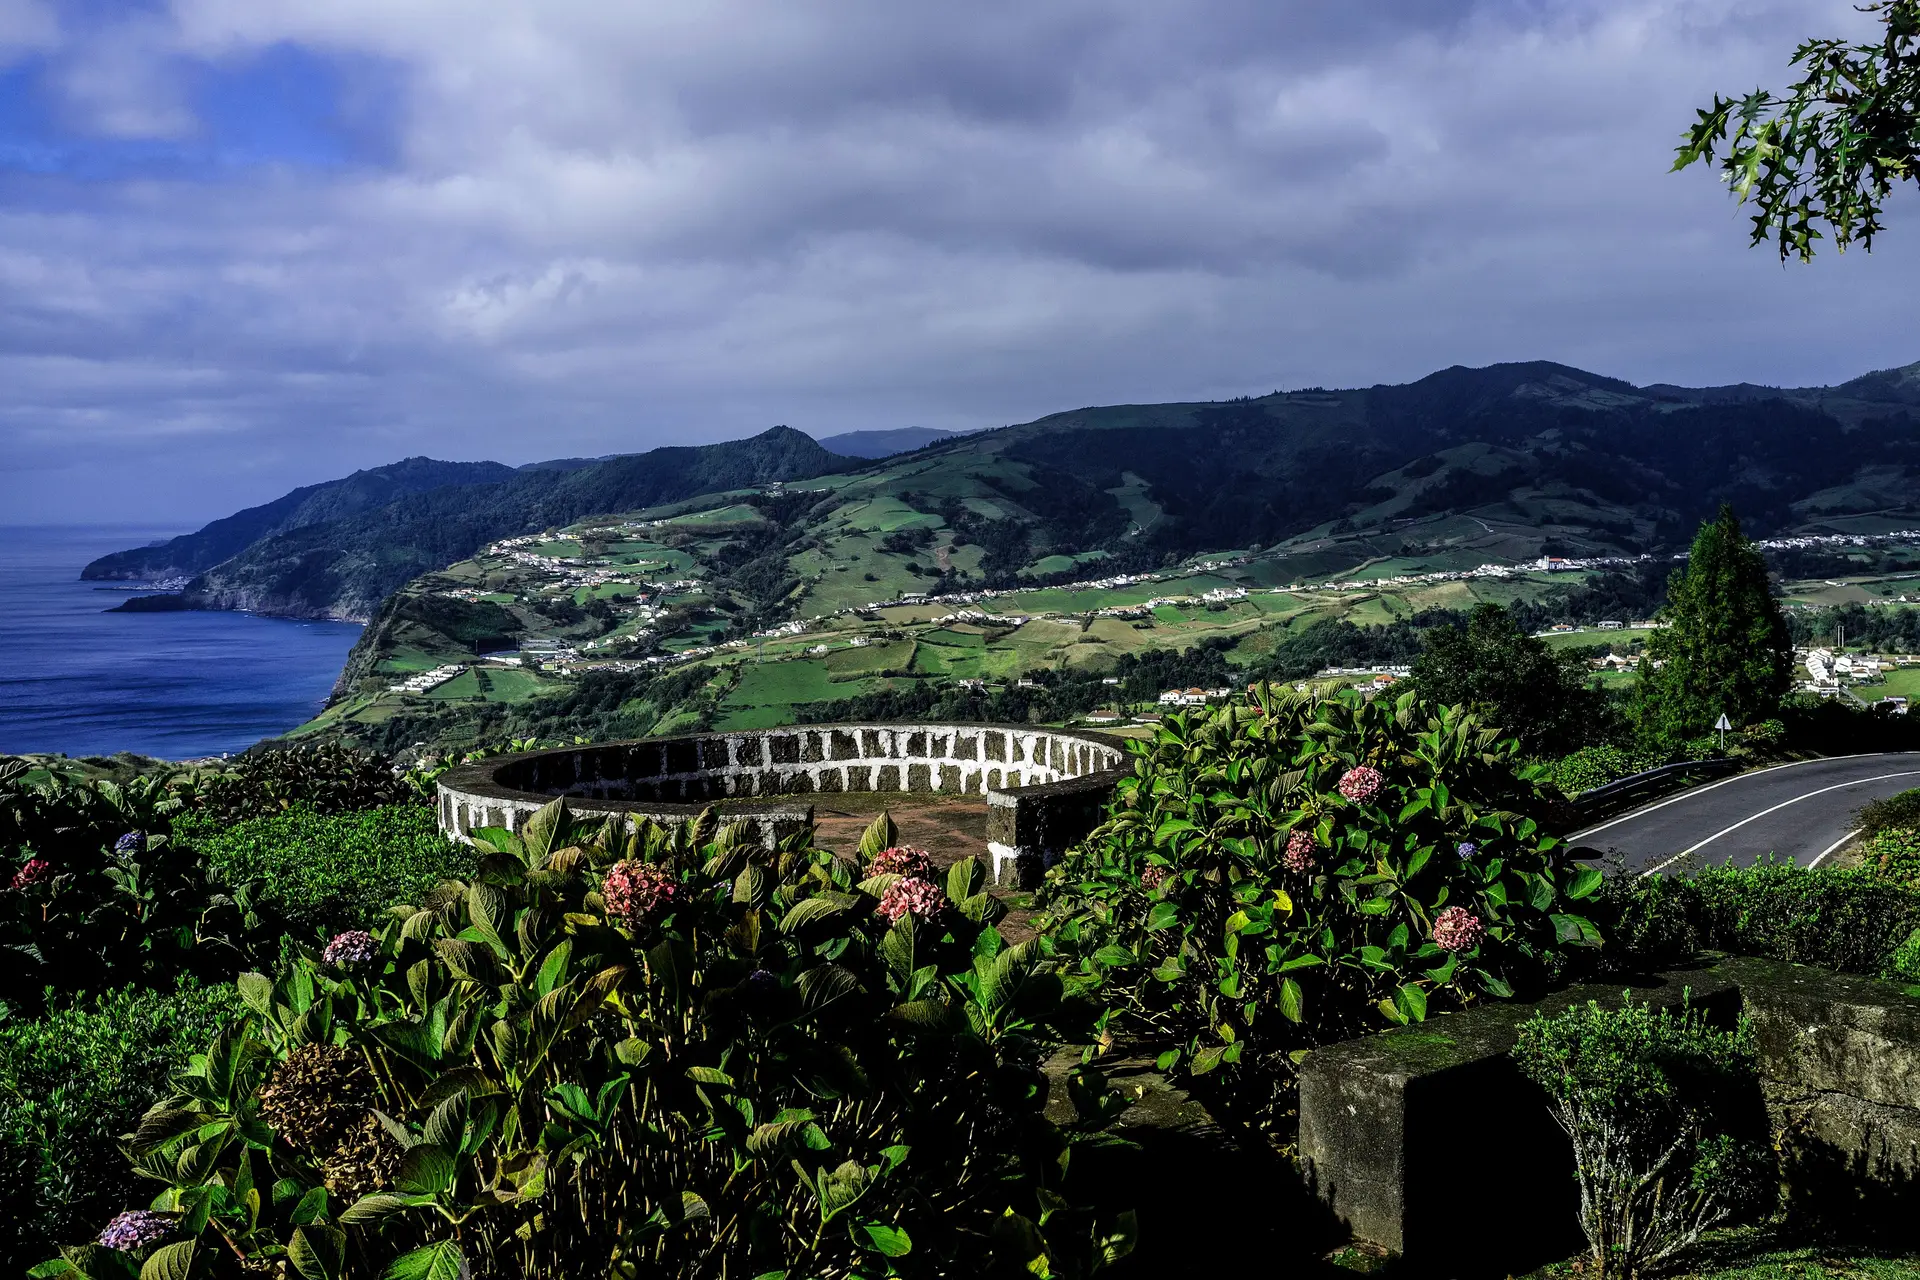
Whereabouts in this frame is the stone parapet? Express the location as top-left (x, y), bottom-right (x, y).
top-left (1721, 957), bottom-right (1920, 1232)
top-left (435, 722), bottom-right (1130, 885)
top-left (1297, 968), bottom-right (1740, 1274)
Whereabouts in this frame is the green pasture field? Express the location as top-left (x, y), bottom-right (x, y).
top-left (1540, 627), bottom-right (1656, 649)
top-left (1020, 550), bottom-right (1111, 577)
top-left (1856, 665), bottom-right (1920, 699)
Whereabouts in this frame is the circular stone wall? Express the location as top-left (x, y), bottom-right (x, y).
top-left (435, 722), bottom-right (1129, 886)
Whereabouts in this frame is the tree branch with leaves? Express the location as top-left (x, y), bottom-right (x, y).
top-left (1676, 0), bottom-right (1920, 260)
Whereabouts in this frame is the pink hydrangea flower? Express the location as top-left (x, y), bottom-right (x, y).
top-left (1432, 906), bottom-right (1487, 953)
top-left (877, 876), bottom-right (948, 924)
top-left (322, 929), bottom-right (378, 967)
top-left (1140, 864), bottom-right (1169, 891)
top-left (10, 858), bottom-right (52, 890)
top-left (867, 845), bottom-right (936, 880)
top-left (604, 861), bottom-right (678, 925)
top-left (1283, 829), bottom-right (1317, 874)
top-left (1337, 766), bottom-right (1384, 804)
top-left (99, 1210), bottom-right (173, 1251)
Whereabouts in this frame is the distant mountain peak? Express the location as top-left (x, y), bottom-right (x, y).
top-left (814, 426), bottom-right (966, 459)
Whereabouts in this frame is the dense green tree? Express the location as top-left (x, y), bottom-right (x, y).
top-left (1637, 506), bottom-right (1793, 748)
top-left (1676, 0), bottom-right (1920, 259)
top-left (1410, 604), bottom-right (1607, 757)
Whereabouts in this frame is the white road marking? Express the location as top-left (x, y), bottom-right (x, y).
top-left (1636, 770), bottom-right (1920, 877)
top-left (1568, 755), bottom-right (1899, 842)
top-left (1809, 829), bottom-right (1858, 869)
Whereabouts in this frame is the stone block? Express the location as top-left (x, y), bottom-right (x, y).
top-left (1721, 957), bottom-right (1920, 1235)
top-left (1297, 968), bottom-right (1740, 1271)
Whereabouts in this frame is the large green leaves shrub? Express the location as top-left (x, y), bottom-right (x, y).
top-left (1513, 997), bottom-right (1771, 1278)
top-left (49, 805), bottom-right (1132, 1280)
top-left (173, 805), bottom-right (471, 941)
top-left (1036, 686), bottom-right (1601, 1125)
top-left (0, 831), bottom-right (277, 1016)
top-left (177, 745), bottom-right (412, 827)
top-left (0, 981), bottom-right (240, 1273)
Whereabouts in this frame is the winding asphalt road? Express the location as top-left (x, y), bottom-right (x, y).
top-left (1571, 753), bottom-right (1920, 873)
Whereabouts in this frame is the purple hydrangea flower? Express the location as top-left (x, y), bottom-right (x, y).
top-left (1432, 907), bottom-right (1487, 953)
top-left (1283, 829), bottom-right (1318, 873)
top-left (99, 1210), bottom-right (173, 1251)
top-left (322, 929), bottom-right (378, 967)
top-left (1456, 841), bottom-right (1478, 860)
top-left (877, 876), bottom-right (948, 924)
top-left (1140, 864), bottom-right (1169, 892)
top-left (114, 832), bottom-right (146, 855)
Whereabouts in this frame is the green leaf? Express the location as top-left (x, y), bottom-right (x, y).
top-left (1146, 901), bottom-right (1180, 932)
top-left (139, 1243), bottom-right (195, 1280)
top-left (1551, 913), bottom-right (1603, 947)
top-left (856, 1222), bottom-right (913, 1257)
top-left (856, 811), bottom-right (896, 861)
top-left (1398, 984), bottom-right (1429, 1022)
top-left (1566, 867), bottom-right (1605, 901)
top-left (422, 1093), bottom-right (470, 1152)
top-left (535, 939), bottom-right (572, 997)
top-left (339, 1194), bottom-right (416, 1226)
top-left (288, 1226), bottom-right (346, 1280)
top-left (291, 1185), bottom-right (329, 1225)
top-left (686, 1066), bottom-right (734, 1087)
top-left (732, 864), bottom-right (767, 905)
top-left (382, 1241), bottom-right (465, 1280)
top-left (884, 999), bottom-right (960, 1033)
top-left (1278, 976), bottom-right (1304, 1023)
top-left (236, 972), bottom-right (275, 1018)
top-left (779, 894), bottom-right (857, 932)
top-left (395, 1145), bottom-right (455, 1197)
top-left (1093, 944), bottom-right (1138, 969)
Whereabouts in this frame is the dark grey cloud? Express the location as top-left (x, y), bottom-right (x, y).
top-left (0, 0), bottom-right (1911, 525)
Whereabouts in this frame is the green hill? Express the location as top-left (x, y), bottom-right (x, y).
top-left (81, 457), bottom-right (520, 582)
top-left (98, 428), bottom-right (842, 620)
top-left (274, 354), bottom-right (1920, 754)
top-left (89, 356), bottom-right (1920, 632)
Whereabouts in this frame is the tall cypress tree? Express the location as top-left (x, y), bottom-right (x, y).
top-left (1638, 504), bottom-right (1792, 747)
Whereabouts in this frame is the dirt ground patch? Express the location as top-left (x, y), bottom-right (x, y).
top-left (807, 793), bottom-right (1038, 941)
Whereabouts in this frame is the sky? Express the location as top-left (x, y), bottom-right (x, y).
top-left (2, 0), bottom-right (1915, 526)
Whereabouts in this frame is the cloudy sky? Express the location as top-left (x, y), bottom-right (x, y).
top-left (1, 0), bottom-right (1913, 526)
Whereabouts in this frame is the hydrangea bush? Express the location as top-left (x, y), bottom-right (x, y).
top-left (1037, 685), bottom-right (1602, 1121)
top-left (49, 803), bottom-right (1136, 1280)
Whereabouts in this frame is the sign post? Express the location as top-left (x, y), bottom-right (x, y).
top-left (1713, 712), bottom-right (1732, 750)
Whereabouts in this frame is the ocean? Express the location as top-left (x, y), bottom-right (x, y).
top-left (0, 525), bottom-right (364, 760)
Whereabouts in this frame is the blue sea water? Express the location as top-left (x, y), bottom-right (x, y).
top-left (0, 525), bottom-right (363, 760)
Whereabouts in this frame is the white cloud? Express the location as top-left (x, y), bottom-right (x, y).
top-left (0, 0), bottom-right (1911, 524)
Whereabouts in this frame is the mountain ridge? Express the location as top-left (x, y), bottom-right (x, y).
top-left (86, 357), bottom-right (1920, 625)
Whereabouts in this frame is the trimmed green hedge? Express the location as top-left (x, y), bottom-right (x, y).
top-left (173, 803), bottom-right (472, 941)
top-left (0, 981), bottom-right (241, 1271)
top-left (1596, 860), bottom-right (1920, 978)
top-left (1548, 744), bottom-right (1663, 798)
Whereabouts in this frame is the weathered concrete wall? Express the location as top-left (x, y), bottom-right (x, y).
top-left (1297, 968), bottom-right (1741, 1273)
top-left (1721, 957), bottom-right (1920, 1234)
top-left (1300, 959), bottom-right (1920, 1267)
top-left (435, 722), bottom-right (1129, 885)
